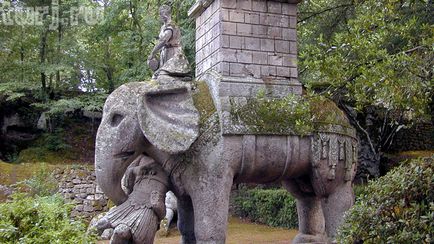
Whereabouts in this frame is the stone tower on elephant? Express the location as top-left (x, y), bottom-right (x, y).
top-left (95, 1), bottom-right (358, 243)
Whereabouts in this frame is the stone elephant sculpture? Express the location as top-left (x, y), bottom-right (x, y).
top-left (95, 77), bottom-right (357, 244)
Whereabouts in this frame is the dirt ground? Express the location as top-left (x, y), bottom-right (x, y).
top-left (155, 217), bottom-right (296, 244)
top-left (97, 217), bottom-right (296, 244)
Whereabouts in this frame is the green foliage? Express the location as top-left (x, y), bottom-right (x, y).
top-left (300, 0), bottom-right (432, 119)
top-left (234, 188), bottom-right (298, 229)
top-left (0, 193), bottom-right (96, 244)
top-left (17, 164), bottom-right (58, 197)
top-left (337, 156), bottom-right (434, 243)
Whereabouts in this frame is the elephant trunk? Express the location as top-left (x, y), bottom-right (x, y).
top-left (95, 112), bottom-right (146, 206)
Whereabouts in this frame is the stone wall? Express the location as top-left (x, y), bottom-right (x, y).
top-left (55, 166), bottom-right (109, 219)
top-left (194, 0), bottom-right (299, 83)
top-left (389, 122), bottom-right (434, 152)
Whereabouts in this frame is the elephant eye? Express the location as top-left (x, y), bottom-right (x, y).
top-left (110, 113), bottom-right (124, 127)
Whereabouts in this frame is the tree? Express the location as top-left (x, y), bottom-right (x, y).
top-left (298, 0), bottom-right (433, 179)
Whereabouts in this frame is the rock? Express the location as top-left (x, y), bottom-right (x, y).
top-left (72, 179), bottom-right (81, 184)
top-left (0, 185), bottom-right (13, 196)
top-left (101, 228), bottom-right (114, 240)
top-left (84, 205), bottom-right (94, 212)
top-left (37, 112), bottom-right (48, 130)
top-left (75, 205), bottom-right (84, 212)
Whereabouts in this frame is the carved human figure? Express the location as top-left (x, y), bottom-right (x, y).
top-left (147, 4), bottom-right (190, 79)
top-left (96, 155), bottom-right (168, 244)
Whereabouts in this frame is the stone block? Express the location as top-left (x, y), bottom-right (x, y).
top-left (268, 54), bottom-right (283, 66)
top-left (245, 64), bottom-right (261, 78)
top-left (282, 3), bottom-right (297, 16)
top-left (260, 39), bottom-right (274, 52)
top-left (222, 22), bottom-right (237, 35)
top-left (216, 62), bottom-right (230, 75)
top-left (252, 25), bottom-right (267, 36)
top-left (283, 54), bottom-right (297, 67)
top-left (252, 51), bottom-right (268, 65)
top-left (261, 65), bottom-right (277, 76)
top-left (237, 23), bottom-right (252, 35)
top-left (275, 40), bottom-right (290, 53)
top-left (72, 179), bottom-right (81, 184)
top-left (267, 1), bottom-right (282, 14)
top-left (222, 0), bottom-right (236, 9)
top-left (229, 10), bottom-right (244, 23)
top-left (245, 37), bottom-right (261, 50)
top-left (239, 0), bottom-right (252, 11)
top-left (229, 63), bottom-right (246, 76)
top-left (220, 49), bottom-right (237, 62)
top-left (290, 16), bottom-right (297, 28)
top-left (86, 187), bottom-right (95, 194)
top-left (84, 205), bottom-right (94, 212)
top-left (290, 41), bottom-right (298, 54)
top-left (282, 28), bottom-right (297, 41)
top-left (277, 67), bottom-right (290, 77)
top-left (236, 50), bottom-right (253, 63)
top-left (75, 205), bottom-right (84, 212)
top-left (221, 34), bottom-right (230, 48)
top-left (290, 67), bottom-right (298, 78)
top-left (230, 35), bottom-right (244, 49)
top-left (252, 0), bottom-right (266, 12)
top-left (221, 8), bottom-right (229, 21)
top-left (245, 12), bottom-right (260, 24)
top-left (268, 27), bottom-right (282, 39)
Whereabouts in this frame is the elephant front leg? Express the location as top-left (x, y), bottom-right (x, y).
top-left (177, 195), bottom-right (196, 244)
top-left (283, 179), bottom-right (328, 243)
top-left (189, 176), bottom-right (233, 244)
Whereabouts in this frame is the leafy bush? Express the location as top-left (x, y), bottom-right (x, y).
top-left (0, 193), bottom-right (96, 243)
top-left (17, 165), bottom-right (58, 197)
top-left (234, 188), bottom-right (298, 228)
top-left (337, 157), bottom-right (433, 243)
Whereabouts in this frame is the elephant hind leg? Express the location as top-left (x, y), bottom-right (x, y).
top-left (282, 179), bottom-right (328, 244)
top-left (322, 181), bottom-right (354, 239)
top-left (177, 195), bottom-right (196, 244)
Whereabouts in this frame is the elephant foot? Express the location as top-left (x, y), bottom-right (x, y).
top-left (292, 233), bottom-right (328, 244)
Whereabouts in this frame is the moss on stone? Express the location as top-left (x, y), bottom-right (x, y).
top-left (230, 92), bottom-right (353, 136)
top-left (309, 95), bottom-right (351, 127)
top-left (192, 81), bottom-right (216, 126)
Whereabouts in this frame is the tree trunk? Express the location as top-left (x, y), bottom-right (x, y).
top-left (40, 29), bottom-right (49, 96)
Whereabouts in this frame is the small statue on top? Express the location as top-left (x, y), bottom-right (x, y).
top-left (147, 4), bottom-right (191, 80)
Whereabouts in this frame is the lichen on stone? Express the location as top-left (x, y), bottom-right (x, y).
top-left (192, 80), bottom-right (216, 126)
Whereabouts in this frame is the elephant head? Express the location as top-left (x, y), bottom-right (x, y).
top-left (95, 81), bottom-right (199, 205)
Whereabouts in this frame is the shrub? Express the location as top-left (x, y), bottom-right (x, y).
top-left (233, 188), bottom-right (298, 228)
top-left (17, 164), bottom-right (58, 197)
top-left (0, 193), bottom-right (96, 243)
top-left (337, 157), bottom-right (433, 243)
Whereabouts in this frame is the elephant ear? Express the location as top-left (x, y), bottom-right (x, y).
top-left (138, 85), bottom-right (200, 154)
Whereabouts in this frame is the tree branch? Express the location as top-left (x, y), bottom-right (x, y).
top-left (298, 4), bottom-right (354, 23)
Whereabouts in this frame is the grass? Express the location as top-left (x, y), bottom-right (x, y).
top-left (0, 161), bottom-right (92, 186)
